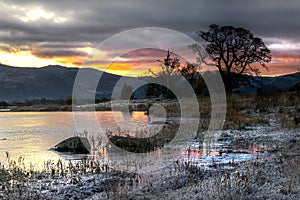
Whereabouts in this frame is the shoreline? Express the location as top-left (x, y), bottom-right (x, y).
top-left (0, 92), bottom-right (299, 199)
top-left (1, 126), bottom-right (299, 199)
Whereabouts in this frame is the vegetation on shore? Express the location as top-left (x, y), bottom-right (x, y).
top-left (1, 125), bottom-right (299, 199)
top-left (0, 89), bottom-right (299, 199)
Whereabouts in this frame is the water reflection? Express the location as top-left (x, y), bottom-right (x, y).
top-left (0, 111), bottom-right (265, 171)
top-left (0, 111), bottom-right (149, 169)
top-left (182, 139), bottom-right (265, 170)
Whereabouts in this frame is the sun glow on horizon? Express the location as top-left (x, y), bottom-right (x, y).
top-left (0, 50), bottom-right (62, 67)
top-left (1, 40), bottom-right (299, 77)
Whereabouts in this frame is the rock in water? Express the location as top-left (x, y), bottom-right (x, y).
top-left (52, 136), bottom-right (91, 154)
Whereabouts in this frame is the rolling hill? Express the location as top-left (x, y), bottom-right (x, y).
top-left (0, 64), bottom-right (123, 101)
top-left (0, 64), bottom-right (299, 101)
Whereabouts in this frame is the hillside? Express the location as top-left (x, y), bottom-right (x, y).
top-left (0, 64), bottom-right (299, 101)
top-left (0, 64), bottom-right (123, 101)
top-left (233, 72), bottom-right (300, 93)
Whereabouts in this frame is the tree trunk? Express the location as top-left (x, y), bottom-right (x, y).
top-left (220, 70), bottom-right (233, 93)
top-left (225, 73), bottom-right (233, 93)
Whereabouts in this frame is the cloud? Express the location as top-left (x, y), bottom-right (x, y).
top-left (264, 62), bottom-right (300, 76)
top-left (35, 42), bottom-right (94, 49)
top-left (0, 0), bottom-right (299, 75)
top-left (121, 48), bottom-right (167, 59)
top-left (32, 49), bottom-right (88, 58)
top-left (0, 43), bottom-right (30, 53)
top-left (1, 0), bottom-right (300, 45)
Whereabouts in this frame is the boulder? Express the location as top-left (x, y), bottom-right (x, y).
top-left (52, 136), bottom-right (91, 154)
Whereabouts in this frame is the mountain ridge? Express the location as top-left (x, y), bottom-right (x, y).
top-left (0, 64), bottom-right (299, 101)
top-left (0, 64), bottom-right (123, 101)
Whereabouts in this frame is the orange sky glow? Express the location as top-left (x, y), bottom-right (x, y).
top-left (0, 2), bottom-right (300, 78)
top-left (1, 45), bottom-right (299, 77)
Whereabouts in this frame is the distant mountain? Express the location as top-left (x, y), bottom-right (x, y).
top-left (0, 64), bottom-right (125, 101)
top-left (234, 72), bottom-right (300, 93)
top-left (0, 64), bottom-right (299, 101)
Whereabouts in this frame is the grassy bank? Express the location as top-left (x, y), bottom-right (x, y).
top-left (0, 91), bottom-right (299, 199)
top-left (1, 127), bottom-right (299, 199)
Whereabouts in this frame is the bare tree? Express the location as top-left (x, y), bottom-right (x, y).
top-left (147, 50), bottom-right (180, 98)
top-left (155, 49), bottom-right (180, 77)
top-left (146, 50), bottom-right (203, 98)
top-left (196, 24), bottom-right (272, 93)
top-left (178, 63), bottom-right (200, 89)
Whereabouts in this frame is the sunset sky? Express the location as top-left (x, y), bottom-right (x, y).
top-left (0, 0), bottom-right (300, 77)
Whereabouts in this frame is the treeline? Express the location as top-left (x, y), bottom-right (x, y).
top-left (0, 98), bottom-right (66, 109)
top-left (0, 97), bottom-right (111, 109)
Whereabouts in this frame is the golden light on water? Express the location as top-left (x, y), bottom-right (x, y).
top-left (131, 111), bottom-right (149, 122)
top-left (0, 111), bottom-right (151, 169)
top-left (0, 112), bottom-right (74, 168)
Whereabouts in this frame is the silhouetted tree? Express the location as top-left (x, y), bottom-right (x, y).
top-left (148, 50), bottom-right (206, 97)
top-left (156, 49), bottom-right (180, 76)
top-left (178, 63), bottom-right (200, 89)
top-left (64, 96), bottom-right (73, 105)
top-left (147, 50), bottom-right (180, 98)
top-left (0, 101), bottom-right (8, 108)
top-left (196, 24), bottom-right (272, 93)
top-left (290, 81), bottom-right (300, 92)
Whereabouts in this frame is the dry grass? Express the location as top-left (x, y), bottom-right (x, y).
top-left (121, 131), bottom-right (300, 200)
top-left (0, 151), bottom-right (142, 199)
top-left (1, 130), bottom-right (299, 199)
top-left (1, 91), bottom-right (299, 199)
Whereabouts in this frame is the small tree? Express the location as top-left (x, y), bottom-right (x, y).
top-left (178, 63), bottom-right (200, 89)
top-left (156, 49), bottom-right (180, 77)
top-left (196, 24), bottom-right (272, 93)
top-left (148, 50), bottom-right (204, 97)
top-left (0, 101), bottom-right (8, 108)
top-left (64, 96), bottom-right (73, 105)
top-left (147, 50), bottom-right (180, 98)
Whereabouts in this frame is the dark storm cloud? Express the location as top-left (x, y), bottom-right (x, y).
top-left (35, 42), bottom-right (93, 49)
top-left (1, 0), bottom-right (300, 62)
top-left (121, 49), bottom-right (167, 59)
top-left (32, 49), bottom-right (88, 58)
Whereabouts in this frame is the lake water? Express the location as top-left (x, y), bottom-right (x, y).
top-left (0, 111), bottom-right (264, 172)
top-left (0, 111), bottom-right (150, 169)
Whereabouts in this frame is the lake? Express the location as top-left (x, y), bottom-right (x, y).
top-left (0, 111), bottom-right (150, 169)
top-left (0, 111), bottom-right (264, 172)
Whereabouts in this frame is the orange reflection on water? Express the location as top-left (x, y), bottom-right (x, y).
top-left (131, 111), bottom-right (149, 123)
top-left (0, 111), bottom-right (151, 169)
top-left (0, 112), bottom-right (76, 169)
top-left (95, 111), bottom-right (149, 130)
top-left (0, 112), bottom-right (74, 129)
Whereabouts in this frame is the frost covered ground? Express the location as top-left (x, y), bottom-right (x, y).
top-left (1, 93), bottom-right (299, 199)
top-left (1, 123), bottom-right (299, 199)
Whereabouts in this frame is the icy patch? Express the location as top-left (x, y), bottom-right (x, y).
top-left (199, 153), bottom-right (258, 169)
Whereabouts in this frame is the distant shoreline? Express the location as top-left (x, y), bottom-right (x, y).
top-left (0, 98), bottom-right (180, 113)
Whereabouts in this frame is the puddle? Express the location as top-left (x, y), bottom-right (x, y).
top-left (182, 137), bottom-right (265, 170)
top-left (51, 122), bottom-right (269, 173)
